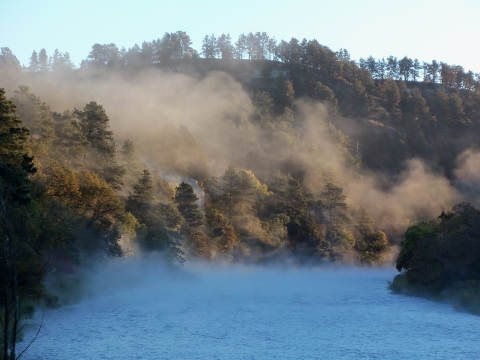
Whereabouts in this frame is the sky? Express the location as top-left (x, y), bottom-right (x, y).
top-left (2, 0), bottom-right (479, 72)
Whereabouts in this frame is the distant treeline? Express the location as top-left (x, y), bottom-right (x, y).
top-left (1, 30), bottom-right (479, 91)
top-left (5, 33), bottom-right (480, 176)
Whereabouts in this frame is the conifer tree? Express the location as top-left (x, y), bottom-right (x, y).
top-left (319, 182), bottom-right (354, 256)
top-left (127, 169), bottom-right (153, 211)
top-left (73, 102), bottom-right (125, 189)
top-left (312, 82), bottom-right (338, 114)
top-left (0, 89), bottom-right (32, 171)
top-left (175, 182), bottom-right (203, 229)
top-left (381, 78), bottom-right (400, 109)
top-left (175, 182), bottom-right (209, 257)
top-left (216, 33), bottom-right (234, 59)
top-left (321, 182), bottom-right (347, 222)
top-left (411, 59), bottom-right (421, 81)
top-left (0, 88), bottom-right (41, 359)
top-left (353, 207), bottom-right (388, 264)
top-left (398, 56), bottom-right (413, 81)
top-left (201, 34), bottom-right (218, 59)
top-left (274, 77), bottom-right (295, 110)
top-left (121, 139), bottom-right (136, 162)
top-left (0, 47), bottom-right (21, 71)
top-left (11, 86), bottom-right (55, 155)
top-left (38, 48), bottom-right (49, 72)
top-left (28, 50), bottom-right (39, 72)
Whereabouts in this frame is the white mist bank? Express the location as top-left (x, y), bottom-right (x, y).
top-left (7, 69), bottom-right (480, 238)
top-left (18, 70), bottom-right (480, 233)
top-left (22, 259), bottom-right (480, 360)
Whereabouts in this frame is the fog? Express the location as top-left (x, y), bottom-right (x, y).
top-left (5, 31), bottom-right (480, 360)
top-left (453, 149), bottom-right (480, 205)
top-left (344, 159), bottom-right (463, 233)
top-left (4, 67), bottom-right (475, 240)
top-left (296, 101), bottom-right (464, 234)
top-left (22, 258), bottom-right (480, 359)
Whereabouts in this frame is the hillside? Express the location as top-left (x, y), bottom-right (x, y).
top-left (2, 31), bottom-right (480, 355)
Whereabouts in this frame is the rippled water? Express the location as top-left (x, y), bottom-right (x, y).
top-left (21, 261), bottom-right (480, 359)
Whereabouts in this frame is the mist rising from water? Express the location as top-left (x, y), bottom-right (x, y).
top-left (24, 258), bottom-right (480, 360)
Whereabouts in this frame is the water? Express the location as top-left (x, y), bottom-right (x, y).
top-left (21, 262), bottom-right (480, 359)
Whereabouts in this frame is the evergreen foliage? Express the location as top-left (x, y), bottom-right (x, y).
top-left (3, 28), bottom-right (480, 353)
top-left (390, 203), bottom-right (480, 314)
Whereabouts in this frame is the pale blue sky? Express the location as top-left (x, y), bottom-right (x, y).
top-left (2, 0), bottom-right (479, 72)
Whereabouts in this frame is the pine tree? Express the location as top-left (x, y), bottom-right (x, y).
top-left (319, 182), bottom-right (354, 256)
top-left (274, 77), bottom-right (295, 110)
top-left (353, 207), bottom-right (388, 264)
top-left (175, 182), bottom-right (203, 229)
top-left (74, 102), bottom-right (113, 150)
top-left (121, 139), bottom-right (136, 162)
top-left (38, 48), bottom-right (49, 72)
top-left (312, 81), bottom-right (338, 114)
top-left (220, 166), bottom-right (241, 214)
top-left (398, 56), bottom-right (413, 81)
top-left (175, 182), bottom-right (209, 257)
top-left (387, 56), bottom-right (398, 79)
top-left (11, 86), bottom-right (55, 157)
top-left (252, 91), bottom-right (273, 124)
top-left (28, 50), bottom-right (39, 72)
top-left (201, 34), bottom-right (219, 59)
top-left (381, 78), bottom-right (400, 109)
top-left (127, 169), bottom-right (153, 211)
top-left (0, 89), bottom-right (31, 170)
top-left (216, 33), bottom-right (234, 59)
top-left (410, 88), bottom-right (430, 123)
top-left (51, 110), bottom-right (87, 166)
top-left (73, 102), bottom-right (125, 189)
top-left (411, 59), bottom-right (421, 81)
top-left (321, 182), bottom-right (347, 222)
top-left (0, 88), bottom-right (40, 360)
top-left (0, 47), bottom-right (21, 71)
top-left (206, 208), bottom-right (238, 254)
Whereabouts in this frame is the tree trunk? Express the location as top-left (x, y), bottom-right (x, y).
top-left (8, 232), bottom-right (18, 360)
top-left (3, 288), bottom-right (9, 360)
top-left (0, 195), bottom-right (19, 360)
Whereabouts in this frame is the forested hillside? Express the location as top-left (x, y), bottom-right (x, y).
top-left (3, 31), bottom-right (480, 177)
top-left (2, 29), bottom-right (480, 356)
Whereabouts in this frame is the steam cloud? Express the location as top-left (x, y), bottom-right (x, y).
top-left (3, 67), bottom-right (474, 238)
top-left (455, 149), bottom-right (480, 185)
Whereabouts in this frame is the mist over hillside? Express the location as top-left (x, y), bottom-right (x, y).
top-left (2, 30), bottom-right (480, 357)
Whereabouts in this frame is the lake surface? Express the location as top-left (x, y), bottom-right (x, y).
top-left (21, 260), bottom-right (480, 359)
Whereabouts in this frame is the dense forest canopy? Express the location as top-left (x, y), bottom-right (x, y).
top-left (390, 203), bottom-right (480, 314)
top-left (2, 29), bottom-right (480, 357)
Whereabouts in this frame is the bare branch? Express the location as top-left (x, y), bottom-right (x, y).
top-left (16, 311), bottom-right (44, 360)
